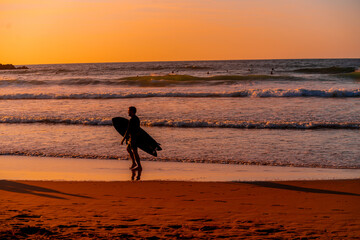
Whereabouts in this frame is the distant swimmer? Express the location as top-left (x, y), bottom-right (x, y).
top-left (121, 106), bottom-right (142, 179)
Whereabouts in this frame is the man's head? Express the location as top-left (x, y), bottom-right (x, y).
top-left (128, 106), bottom-right (137, 116)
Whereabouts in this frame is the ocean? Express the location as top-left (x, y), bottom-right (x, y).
top-left (1, 59), bottom-right (359, 169)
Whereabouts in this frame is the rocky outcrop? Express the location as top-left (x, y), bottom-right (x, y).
top-left (16, 66), bottom-right (29, 69)
top-left (0, 64), bottom-right (28, 70)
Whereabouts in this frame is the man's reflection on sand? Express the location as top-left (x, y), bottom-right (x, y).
top-left (131, 168), bottom-right (142, 181)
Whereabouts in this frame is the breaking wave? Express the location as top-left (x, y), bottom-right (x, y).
top-left (117, 74), bottom-right (297, 86)
top-left (0, 116), bottom-right (112, 125)
top-left (0, 89), bottom-right (359, 99)
top-left (0, 74), bottom-right (298, 87)
top-left (342, 71), bottom-right (360, 80)
top-left (142, 120), bottom-right (360, 129)
top-left (1, 117), bottom-right (359, 129)
top-left (293, 66), bottom-right (356, 74)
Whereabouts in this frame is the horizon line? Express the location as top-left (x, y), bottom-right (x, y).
top-left (3, 57), bottom-right (360, 66)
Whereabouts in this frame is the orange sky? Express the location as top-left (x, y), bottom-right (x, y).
top-left (1, 0), bottom-right (359, 65)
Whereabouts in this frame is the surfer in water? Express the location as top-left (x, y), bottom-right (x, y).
top-left (121, 106), bottom-right (142, 176)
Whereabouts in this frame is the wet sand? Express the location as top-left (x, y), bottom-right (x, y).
top-left (0, 179), bottom-right (359, 239)
top-left (1, 155), bottom-right (360, 182)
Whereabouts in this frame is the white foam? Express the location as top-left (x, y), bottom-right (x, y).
top-left (1, 116), bottom-right (359, 129)
top-left (0, 116), bottom-right (112, 125)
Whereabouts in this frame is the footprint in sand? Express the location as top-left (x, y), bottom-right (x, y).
top-left (200, 225), bottom-right (220, 231)
top-left (187, 218), bottom-right (213, 222)
top-left (122, 218), bottom-right (138, 222)
top-left (167, 224), bottom-right (182, 229)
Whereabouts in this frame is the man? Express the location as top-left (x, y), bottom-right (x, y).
top-left (121, 106), bottom-right (142, 172)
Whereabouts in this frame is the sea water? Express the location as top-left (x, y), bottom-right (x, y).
top-left (0, 59), bottom-right (359, 169)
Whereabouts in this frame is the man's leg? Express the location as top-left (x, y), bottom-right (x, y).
top-left (132, 147), bottom-right (142, 180)
top-left (127, 145), bottom-right (136, 169)
top-left (132, 147), bottom-right (142, 170)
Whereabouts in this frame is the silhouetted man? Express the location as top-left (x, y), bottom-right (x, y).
top-left (121, 107), bottom-right (142, 176)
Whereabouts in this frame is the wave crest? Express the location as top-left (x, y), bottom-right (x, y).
top-left (118, 74), bottom-right (295, 87)
top-left (294, 66), bottom-right (356, 74)
top-left (0, 74), bottom-right (298, 87)
top-left (0, 89), bottom-right (359, 99)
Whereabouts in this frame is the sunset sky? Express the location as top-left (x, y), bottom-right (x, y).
top-left (1, 0), bottom-right (359, 65)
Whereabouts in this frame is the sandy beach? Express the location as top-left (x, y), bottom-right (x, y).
top-left (1, 179), bottom-right (359, 239)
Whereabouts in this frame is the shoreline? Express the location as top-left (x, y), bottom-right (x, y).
top-left (1, 155), bottom-right (360, 182)
top-left (1, 179), bottom-right (359, 239)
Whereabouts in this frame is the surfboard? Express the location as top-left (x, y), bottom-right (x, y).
top-left (112, 117), bottom-right (162, 157)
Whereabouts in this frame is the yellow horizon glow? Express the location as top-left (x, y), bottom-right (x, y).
top-left (1, 0), bottom-right (359, 65)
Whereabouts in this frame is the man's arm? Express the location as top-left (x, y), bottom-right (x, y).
top-left (121, 120), bottom-right (132, 145)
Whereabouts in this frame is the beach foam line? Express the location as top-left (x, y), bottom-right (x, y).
top-left (0, 89), bottom-right (359, 99)
top-left (1, 117), bottom-right (359, 129)
top-left (1, 155), bottom-right (359, 181)
top-left (142, 119), bottom-right (360, 129)
top-left (1, 151), bottom-right (359, 169)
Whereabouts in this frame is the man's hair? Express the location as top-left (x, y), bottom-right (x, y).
top-left (129, 106), bottom-right (137, 114)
